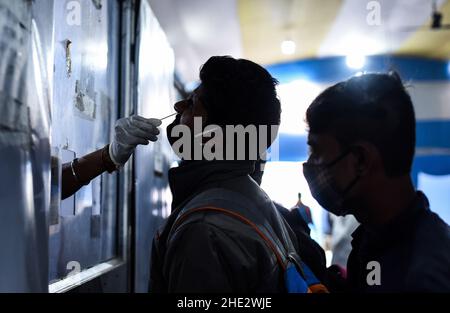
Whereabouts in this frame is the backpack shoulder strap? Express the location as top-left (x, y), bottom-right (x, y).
top-left (174, 205), bottom-right (288, 270)
top-left (169, 187), bottom-right (294, 270)
top-left (168, 187), bottom-right (328, 293)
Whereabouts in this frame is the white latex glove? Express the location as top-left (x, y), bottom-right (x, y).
top-left (109, 115), bottom-right (162, 166)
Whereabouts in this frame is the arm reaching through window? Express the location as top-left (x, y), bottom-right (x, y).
top-left (61, 115), bottom-right (161, 199)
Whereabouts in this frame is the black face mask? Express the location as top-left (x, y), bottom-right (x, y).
top-left (303, 150), bottom-right (361, 216)
top-left (166, 114), bottom-right (181, 147)
top-left (166, 114), bottom-right (206, 160)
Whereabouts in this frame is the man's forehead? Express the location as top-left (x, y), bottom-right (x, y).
top-left (193, 85), bottom-right (203, 95)
top-left (186, 87), bottom-right (200, 100)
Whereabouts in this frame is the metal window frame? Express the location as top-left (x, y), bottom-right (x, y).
top-left (48, 0), bottom-right (137, 293)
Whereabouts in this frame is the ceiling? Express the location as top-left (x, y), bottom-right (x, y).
top-left (148, 0), bottom-right (450, 85)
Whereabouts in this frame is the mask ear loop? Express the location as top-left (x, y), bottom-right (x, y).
top-left (332, 167), bottom-right (362, 216)
top-left (326, 149), bottom-right (352, 168)
top-left (342, 171), bottom-right (362, 195)
top-left (342, 146), bottom-right (365, 195)
top-left (329, 148), bottom-right (363, 195)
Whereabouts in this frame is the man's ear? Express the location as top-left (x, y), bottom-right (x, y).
top-left (352, 142), bottom-right (378, 176)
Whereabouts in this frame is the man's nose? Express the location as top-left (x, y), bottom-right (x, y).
top-left (174, 100), bottom-right (188, 113)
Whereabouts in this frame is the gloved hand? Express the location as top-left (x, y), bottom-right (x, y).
top-left (109, 115), bottom-right (162, 166)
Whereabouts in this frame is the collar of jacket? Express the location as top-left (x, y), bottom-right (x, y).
top-left (168, 160), bottom-right (256, 210)
top-left (351, 191), bottom-right (430, 256)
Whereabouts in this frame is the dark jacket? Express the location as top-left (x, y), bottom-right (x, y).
top-left (275, 203), bottom-right (347, 292)
top-left (149, 160), bottom-right (300, 293)
top-left (347, 191), bottom-right (450, 292)
top-left (275, 203), bottom-right (327, 283)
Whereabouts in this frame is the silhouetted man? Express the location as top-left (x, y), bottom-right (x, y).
top-left (303, 72), bottom-right (450, 292)
top-left (149, 56), bottom-right (305, 292)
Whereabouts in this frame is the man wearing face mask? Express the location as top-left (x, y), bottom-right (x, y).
top-left (303, 72), bottom-right (450, 292)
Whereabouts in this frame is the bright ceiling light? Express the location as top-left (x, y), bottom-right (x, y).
top-left (346, 53), bottom-right (366, 69)
top-left (281, 40), bottom-right (296, 55)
